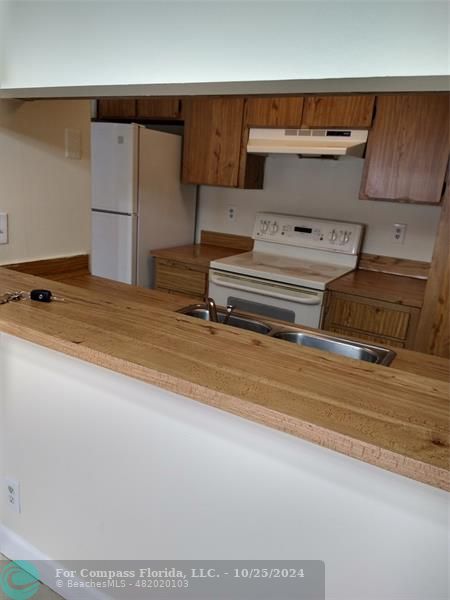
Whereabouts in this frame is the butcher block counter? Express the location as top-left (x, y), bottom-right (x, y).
top-left (328, 269), bottom-right (426, 308)
top-left (0, 267), bottom-right (448, 491)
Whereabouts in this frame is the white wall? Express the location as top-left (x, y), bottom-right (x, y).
top-left (197, 156), bottom-right (442, 261)
top-left (0, 334), bottom-right (448, 600)
top-left (0, 99), bottom-right (91, 265)
top-left (1, 1), bottom-right (448, 95)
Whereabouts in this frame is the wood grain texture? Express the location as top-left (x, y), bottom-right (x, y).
top-left (136, 97), bottom-right (182, 119)
top-left (0, 267), bottom-right (448, 490)
top-left (97, 99), bottom-right (137, 119)
top-left (150, 243), bottom-right (246, 268)
top-left (182, 97), bottom-right (244, 186)
top-left (244, 96), bottom-right (304, 128)
top-left (329, 270), bottom-right (426, 308)
top-left (323, 291), bottom-right (420, 348)
top-left (3, 255), bottom-right (89, 278)
top-left (42, 271), bottom-right (450, 384)
top-left (360, 94), bottom-right (449, 204)
top-left (301, 95), bottom-right (375, 128)
top-left (154, 258), bottom-right (207, 299)
top-left (359, 253), bottom-right (430, 279)
top-left (416, 191), bottom-right (450, 357)
top-left (200, 230), bottom-right (254, 251)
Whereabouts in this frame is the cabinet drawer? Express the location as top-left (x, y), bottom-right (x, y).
top-left (155, 259), bottom-right (207, 298)
top-left (325, 293), bottom-right (413, 339)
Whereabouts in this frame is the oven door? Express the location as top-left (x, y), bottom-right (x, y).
top-left (208, 269), bottom-right (325, 328)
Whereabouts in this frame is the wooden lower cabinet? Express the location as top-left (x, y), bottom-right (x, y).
top-left (154, 258), bottom-right (207, 299)
top-left (322, 291), bottom-right (420, 349)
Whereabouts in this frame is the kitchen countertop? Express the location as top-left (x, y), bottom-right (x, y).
top-left (328, 269), bottom-right (426, 308)
top-left (151, 243), bottom-right (427, 308)
top-left (0, 267), bottom-right (448, 491)
top-left (150, 243), bottom-right (247, 269)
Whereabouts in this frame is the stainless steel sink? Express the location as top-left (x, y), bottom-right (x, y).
top-left (270, 330), bottom-right (396, 365)
top-left (177, 304), bottom-right (396, 366)
top-left (177, 305), bottom-right (272, 334)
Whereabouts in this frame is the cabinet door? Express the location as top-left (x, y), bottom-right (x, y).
top-left (182, 98), bottom-right (244, 186)
top-left (244, 97), bottom-right (304, 128)
top-left (302, 95), bottom-right (375, 128)
top-left (136, 98), bottom-right (182, 119)
top-left (97, 99), bottom-right (137, 119)
top-left (154, 258), bottom-right (207, 299)
top-left (360, 94), bottom-right (449, 204)
top-left (323, 291), bottom-right (420, 348)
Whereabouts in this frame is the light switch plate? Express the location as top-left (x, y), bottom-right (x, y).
top-left (0, 213), bottom-right (8, 244)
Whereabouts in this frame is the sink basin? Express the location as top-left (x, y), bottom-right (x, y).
top-left (178, 305), bottom-right (272, 334)
top-left (177, 304), bottom-right (396, 366)
top-left (270, 330), bottom-right (396, 365)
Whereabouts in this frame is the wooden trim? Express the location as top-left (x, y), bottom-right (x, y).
top-left (3, 255), bottom-right (89, 278)
top-left (200, 230), bottom-right (254, 251)
top-left (358, 253), bottom-right (430, 279)
top-left (415, 191), bottom-right (450, 357)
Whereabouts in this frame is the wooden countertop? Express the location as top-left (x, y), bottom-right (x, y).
top-left (328, 270), bottom-right (427, 308)
top-left (150, 244), bottom-right (245, 269)
top-left (0, 267), bottom-right (448, 491)
top-left (151, 243), bottom-right (427, 309)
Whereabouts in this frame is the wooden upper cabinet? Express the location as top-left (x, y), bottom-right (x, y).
top-left (136, 97), bottom-right (182, 120)
top-left (244, 97), bottom-right (304, 128)
top-left (182, 97), bottom-right (245, 187)
top-left (97, 99), bottom-right (137, 119)
top-left (360, 94), bottom-right (449, 204)
top-left (301, 95), bottom-right (375, 128)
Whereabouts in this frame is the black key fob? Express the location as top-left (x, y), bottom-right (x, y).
top-left (30, 289), bottom-right (53, 303)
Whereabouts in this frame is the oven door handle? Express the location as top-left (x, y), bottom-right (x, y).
top-left (210, 272), bottom-right (323, 305)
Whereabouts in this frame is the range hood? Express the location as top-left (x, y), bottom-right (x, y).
top-left (247, 128), bottom-right (368, 157)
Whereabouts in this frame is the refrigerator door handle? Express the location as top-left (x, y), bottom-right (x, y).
top-left (92, 208), bottom-right (135, 217)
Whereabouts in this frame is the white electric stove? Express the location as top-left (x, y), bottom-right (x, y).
top-left (209, 212), bottom-right (364, 328)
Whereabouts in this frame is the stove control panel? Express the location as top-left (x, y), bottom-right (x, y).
top-left (253, 212), bottom-right (364, 255)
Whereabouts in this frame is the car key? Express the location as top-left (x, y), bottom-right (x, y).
top-left (29, 289), bottom-right (64, 303)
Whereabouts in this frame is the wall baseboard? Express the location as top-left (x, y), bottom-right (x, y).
top-left (0, 524), bottom-right (106, 600)
top-left (2, 255), bottom-right (89, 279)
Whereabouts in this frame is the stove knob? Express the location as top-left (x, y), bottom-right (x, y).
top-left (339, 231), bottom-right (346, 244)
top-left (329, 229), bottom-right (337, 242)
top-left (261, 221), bottom-right (269, 233)
top-left (270, 222), bottom-right (279, 234)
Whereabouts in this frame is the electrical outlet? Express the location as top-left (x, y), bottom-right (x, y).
top-left (227, 206), bottom-right (237, 222)
top-left (393, 223), bottom-right (407, 244)
top-left (4, 478), bottom-right (21, 513)
top-left (0, 213), bottom-right (8, 244)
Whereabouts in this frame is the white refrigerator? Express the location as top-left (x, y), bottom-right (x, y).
top-left (90, 122), bottom-right (196, 287)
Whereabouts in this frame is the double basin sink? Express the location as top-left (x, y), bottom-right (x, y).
top-left (177, 304), bottom-right (396, 366)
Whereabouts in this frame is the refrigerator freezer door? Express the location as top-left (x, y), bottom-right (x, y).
top-left (91, 122), bottom-right (138, 214)
top-left (91, 211), bottom-right (137, 284)
top-left (137, 128), bottom-right (196, 288)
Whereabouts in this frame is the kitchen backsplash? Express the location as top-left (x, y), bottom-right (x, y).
top-left (197, 155), bottom-right (442, 262)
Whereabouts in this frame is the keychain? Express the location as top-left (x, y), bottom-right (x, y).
top-left (0, 289), bottom-right (64, 305)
